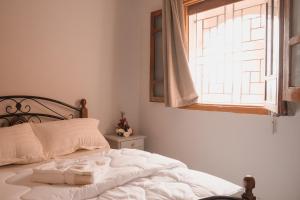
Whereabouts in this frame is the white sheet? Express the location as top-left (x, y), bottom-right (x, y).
top-left (0, 149), bottom-right (242, 200)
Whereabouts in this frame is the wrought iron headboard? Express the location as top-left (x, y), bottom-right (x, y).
top-left (0, 95), bottom-right (88, 127)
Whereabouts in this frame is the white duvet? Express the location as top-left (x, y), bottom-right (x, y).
top-left (0, 149), bottom-right (242, 200)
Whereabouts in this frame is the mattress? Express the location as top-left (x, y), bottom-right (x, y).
top-left (0, 149), bottom-right (242, 200)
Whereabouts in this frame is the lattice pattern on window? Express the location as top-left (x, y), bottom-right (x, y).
top-left (189, 0), bottom-right (267, 106)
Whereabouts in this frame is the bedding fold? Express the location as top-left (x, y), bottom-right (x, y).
top-left (3, 149), bottom-right (242, 200)
top-left (32, 158), bottom-right (107, 185)
top-left (25, 149), bottom-right (187, 200)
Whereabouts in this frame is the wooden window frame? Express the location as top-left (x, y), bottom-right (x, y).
top-left (181, 103), bottom-right (269, 115)
top-left (283, 0), bottom-right (300, 102)
top-left (150, 10), bottom-right (164, 103)
top-left (181, 0), bottom-right (289, 115)
top-left (148, 1), bottom-right (289, 115)
top-left (264, 0), bottom-right (287, 115)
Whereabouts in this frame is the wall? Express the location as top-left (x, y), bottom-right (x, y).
top-left (135, 1), bottom-right (300, 200)
top-left (0, 0), bottom-right (140, 133)
top-left (1, 0), bottom-right (299, 199)
top-left (113, 0), bottom-right (141, 135)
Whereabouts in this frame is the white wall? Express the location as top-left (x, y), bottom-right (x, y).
top-left (113, 0), bottom-right (141, 134)
top-left (0, 0), bottom-right (140, 133)
top-left (1, 0), bottom-right (300, 200)
top-left (134, 1), bottom-right (300, 200)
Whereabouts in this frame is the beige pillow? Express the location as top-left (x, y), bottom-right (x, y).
top-left (31, 118), bottom-right (110, 158)
top-left (0, 123), bottom-right (45, 166)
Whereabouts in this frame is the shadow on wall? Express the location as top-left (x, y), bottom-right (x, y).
top-left (0, 0), bottom-right (123, 134)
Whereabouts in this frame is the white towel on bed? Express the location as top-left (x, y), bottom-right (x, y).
top-left (32, 158), bottom-right (107, 185)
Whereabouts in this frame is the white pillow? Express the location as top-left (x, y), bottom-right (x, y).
top-left (0, 123), bottom-right (45, 166)
top-left (31, 118), bottom-right (110, 158)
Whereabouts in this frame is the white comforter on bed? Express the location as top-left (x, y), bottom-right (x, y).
top-left (0, 149), bottom-right (242, 200)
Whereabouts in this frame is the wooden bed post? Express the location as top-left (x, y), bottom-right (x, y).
top-left (242, 176), bottom-right (256, 200)
top-left (80, 99), bottom-right (88, 118)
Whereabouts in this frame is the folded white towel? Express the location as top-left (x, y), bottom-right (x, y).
top-left (32, 157), bottom-right (107, 185)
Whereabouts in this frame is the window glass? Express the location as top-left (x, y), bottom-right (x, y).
top-left (290, 0), bottom-right (300, 87)
top-left (189, 0), bottom-right (267, 106)
top-left (150, 12), bottom-right (164, 102)
top-left (154, 82), bottom-right (164, 97)
top-left (291, 44), bottom-right (300, 86)
top-left (292, 0), bottom-right (300, 36)
top-left (155, 31), bottom-right (164, 82)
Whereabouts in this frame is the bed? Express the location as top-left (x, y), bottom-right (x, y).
top-left (0, 95), bottom-right (256, 200)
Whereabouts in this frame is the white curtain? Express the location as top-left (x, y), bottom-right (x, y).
top-left (162, 0), bottom-right (198, 107)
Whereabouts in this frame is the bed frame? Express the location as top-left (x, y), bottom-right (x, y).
top-left (202, 176), bottom-right (256, 200)
top-left (0, 95), bottom-right (256, 200)
top-left (0, 95), bottom-right (88, 126)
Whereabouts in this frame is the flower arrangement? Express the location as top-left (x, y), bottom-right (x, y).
top-left (115, 112), bottom-right (133, 137)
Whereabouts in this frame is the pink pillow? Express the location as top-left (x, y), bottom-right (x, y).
top-left (31, 118), bottom-right (110, 158)
top-left (0, 123), bottom-right (45, 166)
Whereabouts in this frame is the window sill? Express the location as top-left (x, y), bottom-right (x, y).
top-left (150, 97), bottom-right (164, 103)
top-left (181, 103), bottom-right (270, 115)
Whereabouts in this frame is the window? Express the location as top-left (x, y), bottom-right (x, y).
top-left (150, 10), bottom-right (164, 102)
top-left (283, 0), bottom-right (300, 102)
top-left (189, 0), bottom-right (266, 106)
top-left (185, 0), bottom-right (286, 115)
top-left (149, 0), bottom-right (292, 115)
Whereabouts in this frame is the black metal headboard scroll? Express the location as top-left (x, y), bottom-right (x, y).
top-left (0, 96), bottom-right (88, 127)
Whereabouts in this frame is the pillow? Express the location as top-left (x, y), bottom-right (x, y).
top-left (31, 118), bottom-right (110, 158)
top-left (0, 123), bottom-right (45, 166)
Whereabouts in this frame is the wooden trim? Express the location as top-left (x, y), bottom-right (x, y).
top-left (150, 10), bottom-right (164, 103)
top-left (242, 176), bottom-right (256, 200)
top-left (184, 2), bottom-right (189, 54)
top-left (201, 176), bottom-right (256, 200)
top-left (151, 9), bottom-right (162, 17)
top-left (283, 0), bottom-right (290, 101)
top-left (289, 35), bottom-right (300, 46)
top-left (277, 0), bottom-right (288, 115)
top-left (184, 0), bottom-right (286, 114)
top-left (264, 0), bottom-right (287, 115)
top-left (183, 0), bottom-right (271, 115)
top-left (284, 88), bottom-right (300, 101)
top-left (150, 81), bottom-right (164, 102)
top-left (181, 103), bottom-right (269, 115)
top-left (185, 0), bottom-right (243, 15)
top-left (183, 0), bottom-right (203, 7)
top-left (150, 96), bottom-right (164, 102)
top-left (80, 99), bottom-right (88, 118)
top-left (152, 80), bottom-right (164, 84)
top-left (283, 0), bottom-right (300, 102)
top-left (152, 28), bottom-right (162, 33)
top-left (150, 10), bottom-right (156, 102)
